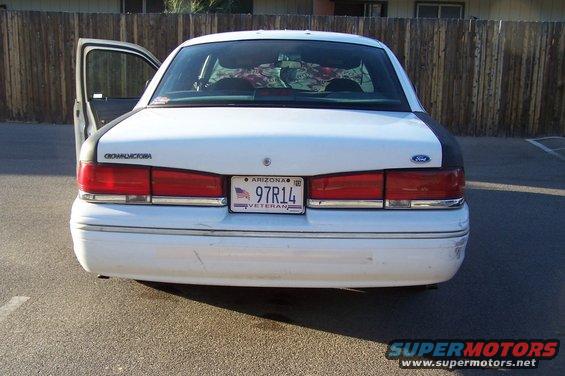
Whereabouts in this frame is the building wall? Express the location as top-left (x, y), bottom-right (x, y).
top-left (253, 0), bottom-right (313, 15)
top-left (1, 0), bottom-right (562, 20)
top-left (0, 0), bottom-right (120, 13)
top-left (387, 0), bottom-right (565, 21)
top-left (313, 0), bottom-right (334, 15)
top-left (254, 0), bottom-right (564, 21)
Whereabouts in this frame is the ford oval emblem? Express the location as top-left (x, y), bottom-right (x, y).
top-left (411, 155), bottom-right (431, 163)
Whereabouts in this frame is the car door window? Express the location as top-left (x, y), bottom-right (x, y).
top-left (85, 49), bottom-right (156, 126)
top-left (86, 49), bottom-right (155, 100)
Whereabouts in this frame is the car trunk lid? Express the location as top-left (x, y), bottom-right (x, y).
top-left (95, 107), bottom-right (442, 175)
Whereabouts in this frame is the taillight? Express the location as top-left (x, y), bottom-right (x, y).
top-left (78, 162), bottom-right (150, 195)
top-left (77, 162), bottom-right (226, 206)
top-left (385, 168), bottom-right (464, 209)
top-left (309, 172), bottom-right (384, 199)
top-left (308, 172), bottom-right (384, 208)
top-left (307, 169), bottom-right (464, 209)
top-left (152, 168), bottom-right (225, 197)
top-left (386, 169), bottom-right (465, 200)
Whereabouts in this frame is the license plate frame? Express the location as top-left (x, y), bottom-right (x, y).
top-left (230, 176), bottom-right (305, 214)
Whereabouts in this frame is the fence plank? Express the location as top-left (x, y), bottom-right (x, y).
top-left (0, 10), bottom-right (562, 136)
top-left (0, 11), bottom-right (8, 121)
top-left (9, 11), bottom-right (19, 119)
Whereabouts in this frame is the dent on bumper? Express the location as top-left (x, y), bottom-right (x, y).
top-left (70, 224), bottom-right (468, 288)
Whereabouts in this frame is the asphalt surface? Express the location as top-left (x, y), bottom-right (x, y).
top-left (0, 123), bottom-right (563, 375)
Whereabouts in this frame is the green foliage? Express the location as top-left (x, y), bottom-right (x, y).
top-left (164, 0), bottom-right (236, 13)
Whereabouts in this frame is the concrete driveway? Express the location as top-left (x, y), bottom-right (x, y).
top-left (0, 123), bottom-right (563, 375)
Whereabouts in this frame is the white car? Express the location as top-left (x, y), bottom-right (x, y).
top-left (70, 30), bottom-right (468, 288)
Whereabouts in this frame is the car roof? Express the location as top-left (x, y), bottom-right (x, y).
top-left (181, 30), bottom-right (383, 48)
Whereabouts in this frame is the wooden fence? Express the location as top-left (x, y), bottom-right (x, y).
top-left (0, 11), bottom-right (563, 136)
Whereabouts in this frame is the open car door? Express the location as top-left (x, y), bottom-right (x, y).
top-left (74, 39), bottom-right (161, 160)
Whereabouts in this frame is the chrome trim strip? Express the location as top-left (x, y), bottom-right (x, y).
top-left (410, 198), bottom-right (465, 208)
top-left (385, 198), bottom-right (465, 209)
top-left (152, 196), bottom-right (227, 206)
top-left (79, 191), bottom-right (125, 203)
top-left (79, 191), bottom-right (227, 206)
top-left (307, 199), bottom-right (384, 209)
top-left (74, 224), bottom-right (469, 240)
top-left (79, 191), bottom-right (150, 204)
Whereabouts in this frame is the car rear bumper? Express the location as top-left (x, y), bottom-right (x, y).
top-left (71, 224), bottom-right (467, 288)
top-left (70, 199), bottom-right (469, 288)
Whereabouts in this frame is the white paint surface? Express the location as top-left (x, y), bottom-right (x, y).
top-left (96, 107), bottom-right (442, 175)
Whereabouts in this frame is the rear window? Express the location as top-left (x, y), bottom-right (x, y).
top-left (150, 40), bottom-right (410, 111)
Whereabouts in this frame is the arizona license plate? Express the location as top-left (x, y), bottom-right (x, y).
top-left (230, 176), bottom-right (304, 214)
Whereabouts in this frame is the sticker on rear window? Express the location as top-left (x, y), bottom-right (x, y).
top-left (151, 96), bottom-right (170, 105)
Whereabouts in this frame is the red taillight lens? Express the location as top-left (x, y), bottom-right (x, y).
top-left (309, 172), bottom-right (384, 200)
top-left (77, 163), bottom-right (225, 199)
top-left (152, 168), bottom-right (225, 197)
top-left (78, 162), bottom-right (150, 195)
top-left (385, 169), bottom-right (465, 200)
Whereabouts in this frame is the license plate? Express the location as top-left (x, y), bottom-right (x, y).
top-left (230, 176), bottom-right (304, 214)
